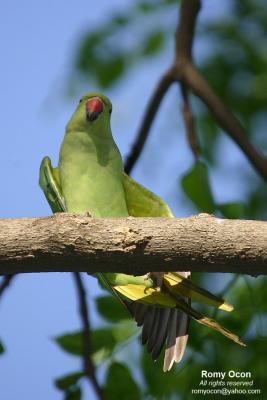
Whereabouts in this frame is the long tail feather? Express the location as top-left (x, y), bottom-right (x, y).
top-left (164, 272), bottom-right (233, 312)
top-left (163, 302), bottom-right (189, 371)
top-left (151, 308), bottom-right (171, 360)
top-left (141, 307), bottom-right (156, 345)
top-left (174, 309), bottom-right (189, 363)
top-left (174, 297), bottom-right (245, 346)
top-left (163, 309), bottom-right (180, 371)
top-left (133, 303), bottom-right (148, 327)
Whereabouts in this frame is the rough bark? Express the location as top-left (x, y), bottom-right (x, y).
top-left (0, 213), bottom-right (266, 276)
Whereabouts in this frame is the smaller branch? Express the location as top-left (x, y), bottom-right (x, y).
top-left (124, 69), bottom-right (174, 174)
top-left (182, 63), bottom-right (267, 183)
top-left (180, 83), bottom-right (200, 158)
top-left (0, 275), bottom-right (15, 298)
top-left (73, 272), bottom-right (106, 400)
top-left (124, 0), bottom-right (201, 175)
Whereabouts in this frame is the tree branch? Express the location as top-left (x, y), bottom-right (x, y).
top-left (124, 69), bottom-right (174, 174)
top-left (174, 0), bottom-right (267, 182)
top-left (124, 0), bottom-right (267, 183)
top-left (73, 272), bottom-right (106, 400)
top-left (175, 0), bottom-right (201, 60)
top-left (124, 0), bottom-right (201, 173)
top-left (0, 275), bottom-right (15, 298)
top-left (182, 64), bottom-right (267, 181)
top-left (180, 82), bottom-right (200, 158)
top-left (1, 213), bottom-right (266, 276)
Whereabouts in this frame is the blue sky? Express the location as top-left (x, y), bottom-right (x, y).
top-left (0, 0), bottom-right (256, 399)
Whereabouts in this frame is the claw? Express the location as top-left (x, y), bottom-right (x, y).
top-left (145, 272), bottom-right (164, 292)
top-left (144, 273), bottom-right (151, 280)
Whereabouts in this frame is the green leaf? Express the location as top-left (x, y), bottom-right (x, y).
top-left (105, 362), bottom-right (141, 400)
top-left (141, 350), bottom-right (177, 397)
top-left (181, 160), bottom-right (216, 213)
top-left (217, 202), bottom-right (246, 219)
top-left (64, 386), bottom-right (81, 400)
top-left (171, 359), bottom-right (212, 397)
top-left (96, 295), bottom-right (131, 322)
top-left (186, 319), bottom-right (207, 353)
top-left (55, 372), bottom-right (84, 391)
top-left (91, 321), bottom-right (138, 366)
top-left (247, 185), bottom-right (267, 219)
top-left (218, 280), bottom-right (253, 336)
top-left (0, 340), bottom-right (4, 354)
top-left (55, 332), bottom-right (83, 356)
top-left (112, 14), bottom-right (130, 27)
top-left (54, 321), bottom-right (137, 365)
top-left (245, 337), bottom-right (267, 379)
top-left (73, 1), bottom-right (178, 89)
top-left (198, 114), bottom-right (219, 164)
top-left (96, 56), bottom-right (126, 88)
top-left (136, 1), bottom-right (154, 13)
top-left (143, 31), bottom-right (165, 56)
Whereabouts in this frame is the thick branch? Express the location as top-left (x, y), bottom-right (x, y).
top-left (0, 213), bottom-right (266, 276)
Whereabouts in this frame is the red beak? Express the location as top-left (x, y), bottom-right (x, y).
top-left (86, 97), bottom-right (104, 121)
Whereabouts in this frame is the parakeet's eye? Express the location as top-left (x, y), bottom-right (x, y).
top-left (86, 97), bottom-right (104, 122)
top-left (79, 98), bottom-right (82, 104)
top-left (109, 107), bottom-right (112, 114)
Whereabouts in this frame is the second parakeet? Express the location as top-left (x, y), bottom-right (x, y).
top-left (39, 93), bottom-right (244, 371)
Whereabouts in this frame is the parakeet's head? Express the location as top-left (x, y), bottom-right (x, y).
top-left (66, 92), bottom-right (113, 135)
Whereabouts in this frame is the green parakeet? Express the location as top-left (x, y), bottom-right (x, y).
top-left (39, 93), bottom-right (244, 371)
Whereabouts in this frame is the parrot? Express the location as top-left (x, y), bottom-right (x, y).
top-left (39, 92), bottom-right (245, 371)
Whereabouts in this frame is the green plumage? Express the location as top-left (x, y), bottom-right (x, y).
top-left (59, 93), bottom-right (128, 217)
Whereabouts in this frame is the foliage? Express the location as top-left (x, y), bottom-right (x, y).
top-left (0, 340), bottom-right (4, 355)
top-left (104, 362), bottom-right (141, 400)
top-left (71, 0), bottom-right (178, 89)
top-left (181, 160), bottom-right (246, 218)
top-left (55, 319), bottom-right (137, 365)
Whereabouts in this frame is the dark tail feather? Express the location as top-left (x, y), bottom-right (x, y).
top-left (130, 303), bottom-right (189, 371)
top-left (147, 308), bottom-right (162, 353)
top-left (141, 307), bottom-right (156, 345)
top-left (133, 303), bottom-right (148, 327)
top-left (151, 308), bottom-right (171, 360)
top-left (129, 271), bottom-right (190, 371)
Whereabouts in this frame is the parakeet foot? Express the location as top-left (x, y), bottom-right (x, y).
top-left (144, 272), bottom-right (164, 292)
